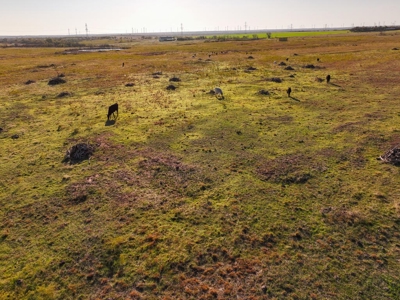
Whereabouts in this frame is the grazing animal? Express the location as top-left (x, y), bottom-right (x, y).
top-left (287, 87), bottom-right (292, 97)
top-left (214, 87), bottom-right (224, 99)
top-left (317, 58), bottom-right (320, 62)
top-left (107, 103), bottom-right (119, 120)
top-left (122, 62), bottom-right (125, 67)
top-left (326, 74), bottom-right (331, 83)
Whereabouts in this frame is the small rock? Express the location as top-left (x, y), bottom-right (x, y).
top-left (11, 134), bottom-right (19, 139)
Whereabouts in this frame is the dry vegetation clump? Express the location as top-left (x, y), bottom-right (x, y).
top-left (246, 66), bottom-right (257, 71)
top-left (269, 77), bottom-right (283, 83)
top-left (166, 84), bottom-right (177, 90)
top-left (378, 144), bottom-right (400, 165)
top-left (257, 89), bottom-right (270, 95)
top-left (169, 76), bottom-right (181, 82)
top-left (57, 91), bottom-right (71, 98)
top-left (64, 143), bottom-right (96, 164)
top-left (48, 76), bottom-right (66, 85)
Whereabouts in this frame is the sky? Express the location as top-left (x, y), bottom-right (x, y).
top-left (1, 0), bottom-right (399, 36)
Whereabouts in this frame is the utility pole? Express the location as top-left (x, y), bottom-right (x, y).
top-left (245, 22), bottom-right (247, 33)
top-left (181, 23), bottom-right (183, 36)
top-left (85, 23), bottom-right (88, 37)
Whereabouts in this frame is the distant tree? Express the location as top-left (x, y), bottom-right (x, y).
top-left (266, 32), bottom-right (272, 39)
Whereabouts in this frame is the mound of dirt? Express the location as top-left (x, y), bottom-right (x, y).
top-left (169, 77), bottom-right (181, 82)
top-left (258, 89), bottom-right (270, 95)
top-left (25, 80), bottom-right (35, 85)
top-left (270, 77), bottom-right (283, 83)
top-left (48, 77), bottom-right (66, 86)
top-left (378, 144), bottom-right (400, 165)
top-left (64, 143), bottom-right (95, 164)
top-left (315, 77), bottom-right (324, 82)
top-left (278, 62), bottom-right (287, 66)
top-left (247, 56), bottom-right (254, 59)
top-left (166, 84), bottom-right (177, 90)
top-left (125, 83), bottom-right (135, 87)
top-left (304, 64), bottom-right (316, 69)
top-left (284, 66), bottom-right (294, 71)
top-left (57, 91), bottom-right (71, 98)
top-left (246, 66), bottom-right (257, 71)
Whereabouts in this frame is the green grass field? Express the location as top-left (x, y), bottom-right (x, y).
top-left (1, 31), bottom-right (400, 299)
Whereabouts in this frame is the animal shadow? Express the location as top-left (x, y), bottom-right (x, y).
top-left (289, 96), bottom-right (300, 102)
top-left (105, 119), bottom-right (116, 126)
top-left (329, 83), bottom-right (341, 87)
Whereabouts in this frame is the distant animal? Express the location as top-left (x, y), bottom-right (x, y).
top-left (122, 62), bottom-right (125, 67)
top-left (317, 58), bottom-right (320, 62)
top-left (287, 87), bottom-right (292, 97)
top-left (326, 74), bottom-right (331, 83)
top-left (107, 103), bottom-right (119, 120)
top-left (214, 87), bottom-right (224, 99)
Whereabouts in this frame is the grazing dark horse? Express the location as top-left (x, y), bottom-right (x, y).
top-left (287, 87), bottom-right (292, 97)
top-left (326, 74), bottom-right (331, 83)
top-left (107, 103), bottom-right (118, 120)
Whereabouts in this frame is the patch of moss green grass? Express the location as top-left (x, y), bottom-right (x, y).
top-left (1, 31), bottom-right (400, 299)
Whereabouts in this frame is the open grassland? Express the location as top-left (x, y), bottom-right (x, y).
top-left (210, 30), bottom-right (350, 39)
top-left (1, 31), bottom-right (400, 299)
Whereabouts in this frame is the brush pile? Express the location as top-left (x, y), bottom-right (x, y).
top-left (64, 143), bottom-right (95, 164)
top-left (48, 77), bottom-right (66, 85)
top-left (378, 144), bottom-right (400, 165)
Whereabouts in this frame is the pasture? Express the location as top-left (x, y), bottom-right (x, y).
top-left (1, 31), bottom-right (400, 299)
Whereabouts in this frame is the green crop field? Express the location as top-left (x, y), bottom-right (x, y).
top-left (1, 31), bottom-right (400, 299)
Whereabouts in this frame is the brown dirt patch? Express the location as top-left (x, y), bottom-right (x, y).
top-left (256, 153), bottom-right (325, 184)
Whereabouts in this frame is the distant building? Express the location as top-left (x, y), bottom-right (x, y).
top-left (159, 36), bottom-right (176, 42)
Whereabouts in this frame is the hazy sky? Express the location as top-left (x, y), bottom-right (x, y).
top-left (1, 0), bottom-right (399, 36)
